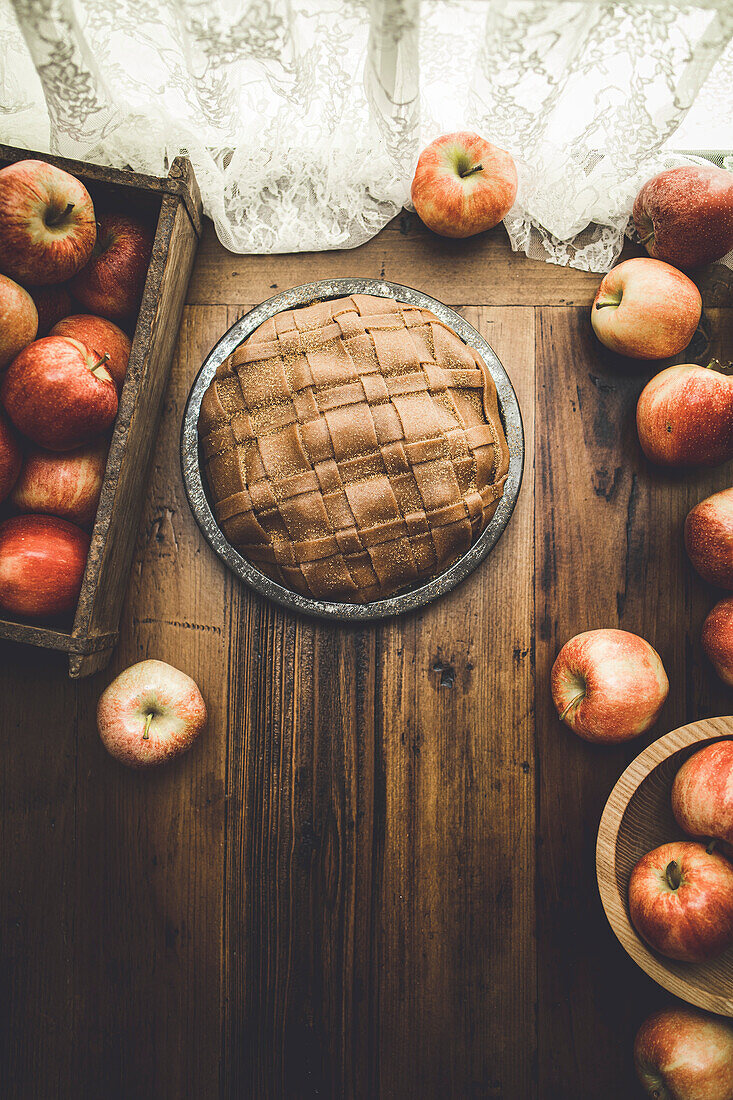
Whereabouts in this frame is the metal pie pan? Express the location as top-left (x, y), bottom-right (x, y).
top-left (181, 278), bottom-right (524, 621)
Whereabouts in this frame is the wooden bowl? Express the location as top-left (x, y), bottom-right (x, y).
top-left (597, 716), bottom-right (733, 1016)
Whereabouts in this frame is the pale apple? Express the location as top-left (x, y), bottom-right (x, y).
top-left (685, 489), bottom-right (733, 589)
top-left (71, 212), bottom-right (153, 320)
top-left (411, 131), bottom-right (518, 239)
top-left (634, 165), bottom-right (733, 270)
top-left (0, 159), bottom-right (96, 285)
top-left (50, 314), bottom-right (131, 392)
top-left (97, 659), bottom-right (207, 768)
top-left (0, 410), bottom-right (22, 504)
top-left (1, 336), bottom-right (118, 451)
top-left (628, 840), bottom-right (733, 961)
top-left (0, 514), bottom-right (89, 619)
top-left (551, 628), bottom-right (668, 742)
top-left (672, 740), bottom-right (733, 847)
top-left (637, 364), bottom-right (733, 467)
top-left (635, 1006), bottom-right (733, 1100)
top-left (0, 274), bottom-right (38, 370)
top-left (590, 258), bottom-right (701, 359)
top-left (702, 597), bottom-right (733, 687)
top-left (11, 438), bottom-right (108, 528)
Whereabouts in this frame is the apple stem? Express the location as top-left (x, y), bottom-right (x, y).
top-left (559, 690), bottom-right (585, 722)
top-left (142, 712), bottom-right (153, 741)
top-left (45, 201), bottom-right (74, 227)
top-left (706, 839), bottom-right (718, 855)
top-left (594, 295), bottom-right (621, 310)
top-left (459, 163), bottom-right (483, 179)
top-left (705, 358), bottom-right (733, 375)
top-left (665, 860), bottom-right (682, 891)
top-left (91, 352), bottom-right (111, 375)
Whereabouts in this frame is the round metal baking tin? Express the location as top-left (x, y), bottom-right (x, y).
top-left (181, 278), bottom-right (524, 620)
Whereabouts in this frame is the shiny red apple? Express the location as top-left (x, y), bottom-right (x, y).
top-left (590, 258), bottom-right (701, 360)
top-left (11, 438), bottom-right (108, 528)
top-left (635, 1006), bottom-right (733, 1100)
top-left (71, 212), bottom-right (153, 320)
top-left (0, 160), bottom-right (96, 285)
top-left (628, 840), bottom-right (733, 961)
top-left (672, 740), bottom-right (733, 847)
top-left (30, 284), bottom-right (75, 336)
top-left (1, 336), bottom-right (118, 451)
top-left (0, 274), bottom-right (38, 370)
top-left (685, 488), bottom-right (733, 589)
top-left (50, 314), bottom-right (131, 392)
top-left (0, 410), bottom-right (22, 504)
top-left (97, 659), bottom-right (207, 768)
top-left (634, 165), bottom-right (733, 270)
top-left (0, 514), bottom-right (89, 619)
top-left (702, 597), bottom-right (733, 687)
top-left (411, 131), bottom-right (518, 238)
top-left (551, 628), bottom-right (668, 742)
top-left (637, 364), bottom-right (733, 467)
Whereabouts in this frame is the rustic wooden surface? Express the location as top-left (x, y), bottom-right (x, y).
top-left (2, 213), bottom-right (733, 1099)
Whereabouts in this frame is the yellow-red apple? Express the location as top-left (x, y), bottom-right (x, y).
top-left (71, 212), bottom-right (153, 320)
top-left (672, 740), bottom-right (733, 846)
top-left (11, 438), bottom-right (108, 528)
top-left (0, 514), bottom-right (89, 619)
top-left (1, 336), bottom-right (118, 451)
top-left (685, 488), bottom-right (733, 589)
top-left (0, 410), bottom-right (22, 504)
top-left (0, 160), bottom-right (96, 285)
top-left (411, 131), bottom-right (517, 239)
top-left (702, 597), bottom-right (733, 687)
top-left (50, 314), bottom-right (131, 393)
top-left (551, 628), bottom-right (668, 742)
top-left (590, 258), bottom-right (701, 359)
top-left (629, 840), bottom-right (733, 961)
top-left (97, 659), bottom-right (207, 768)
top-left (637, 364), bottom-right (733, 467)
top-left (635, 1006), bottom-right (733, 1100)
top-left (634, 165), bottom-right (733, 270)
top-left (0, 274), bottom-right (38, 370)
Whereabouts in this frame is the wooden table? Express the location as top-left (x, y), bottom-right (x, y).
top-left (3, 217), bottom-right (732, 1099)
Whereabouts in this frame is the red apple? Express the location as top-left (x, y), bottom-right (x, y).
top-left (0, 410), bottom-right (22, 504)
top-left (702, 598), bottom-right (733, 687)
top-left (0, 274), bottom-right (38, 369)
top-left (685, 489), bottom-right (733, 589)
top-left (551, 628), bottom-right (668, 743)
top-left (637, 364), bottom-right (733, 467)
top-left (30, 284), bottom-right (75, 336)
top-left (50, 314), bottom-right (131, 392)
top-left (0, 160), bottom-right (95, 285)
top-left (71, 212), bottom-right (153, 320)
top-left (411, 131), bottom-right (518, 239)
top-left (0, 514), bottom-right (89, 619)
top-left (634, 165), bottom-right (733, 270)
top-left (11, 438), bottom-right (108, 528)
top-left (629, 840), bottom-right (733, 961)
top-left (672, 740), bottom-right (733, 847)
top-left (635, 1006), bottom-right (733, 1100)
top-left (590, 258), bottom-right (701, 360)
top-left (97, 659), bottom-right (207, 768)
top-left (1, 336), bottom-right (118, 451)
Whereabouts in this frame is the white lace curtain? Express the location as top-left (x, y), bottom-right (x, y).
top-left (2, 0), bottom-right (732, 270)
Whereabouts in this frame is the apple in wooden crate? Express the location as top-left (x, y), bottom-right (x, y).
top-left (590, 258), bottom-right (701, 359)
top-left (635, 1006), bottom-right (733, 1100)
top-left (551, 628), bottom-right (668, 742)
top-left (1, 335), bottom-right (118, 450)
top-left (0, 514), bottom-right (89, 619)
top-left (51, 314), bottom-right (131, 393)
top-left (672, 740), bottom-right (733, 846)
top-left (685, 488), bottom-right (733, 589)
top-left (628, 840), bottom-right (733, 962)
top-left (637, 364), bottom-right (733, 467)
top-left (97, 659), bottom-right (207, 768)
top-left (11, 438), bottom-right (108, 529)
top-left (0, 274), bottom-right (38, 369)
top-left (71, 212), bottom-right (153, 320)
top-left (411, 131), bottom-right (518, 238)
top-left (0, 160), bottom-right (96, 285)
top-left (0, 410), bottom-right (22, 503)
top-left (702, 598), bottom-right (733, 687)
top-left (634, 165), bottom-right (733, 270)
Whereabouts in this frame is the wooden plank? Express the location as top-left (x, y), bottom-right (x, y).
top-left (371, 307), bottom-right (536, 1098)
top-left (534, 304), bottom-right (733, 1098)
top-left (67, 306), bottom-right (230, 1099)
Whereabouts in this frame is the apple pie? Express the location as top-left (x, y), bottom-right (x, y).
top-left (198, 293), bottom-right (510, 603)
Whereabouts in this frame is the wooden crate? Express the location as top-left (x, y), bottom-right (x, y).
top-left (0, 145), bottom-right (203, 676)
